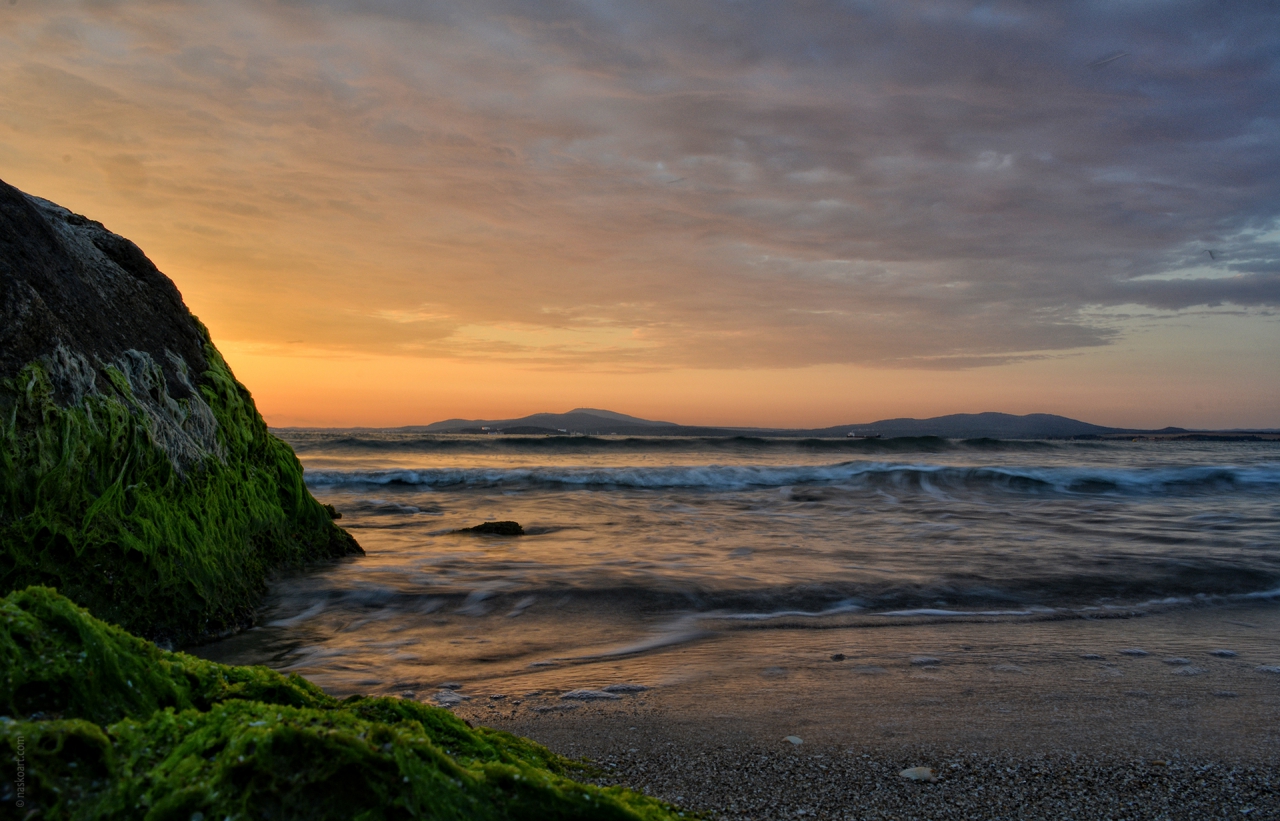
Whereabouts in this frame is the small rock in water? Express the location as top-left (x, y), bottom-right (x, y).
top-left (459, 520), bottom-right (525, 536)
top-left (488, 694), bottom-right (507, 700)
top-left (560, 689), bottom-right (622, 700)
top-left (1079, 653), bottom-right (1105, 660)
top-left (830, 653), bottom-right (846, 661)
top-left (439, 682), bottom-right (463, 690)
top-left (1162, 657), bottom-right (1191, 665)
top-left (602, 683), bottom-right (649, 693)
top-left (910, 656), bottom-right (941, 666)
top-left (399, 691), bottom-right (417, 699)
top-left (1119, 648), bottom-right (1149, 656)
top-left (1255, 665), bottom-right (1280, 674)
top-left (899, 766), bottom-right (937, 782)
top-left (1209, 649), bottom-right (1238, 657)
top-left (784, 736), bottom-right (803, 746)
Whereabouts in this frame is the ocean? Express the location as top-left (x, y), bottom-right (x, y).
top-left (198, 433), bottom-right (1280, 708)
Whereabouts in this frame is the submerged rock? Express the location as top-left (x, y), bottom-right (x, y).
top-left (0, 178), bottom-right (361, 643)
top-left (461, 521), bottom-right (526, 536)
top-left (0, 586), bottom-right (682, 820)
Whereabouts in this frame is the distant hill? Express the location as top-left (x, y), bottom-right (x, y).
top-left (804, 412), bottom-right (1119, 440)
top-left (408, 408), bottom-right (680, 435)
top-left (411, 409), bottom-right (1127, 439)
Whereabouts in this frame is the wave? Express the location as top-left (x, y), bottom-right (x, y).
top-left (281, 432), bottom-right (1062, 455)
top-left (259, 574), bottom-right (1280, 629)
top-left (305, 461), bottom-right (1280, 495)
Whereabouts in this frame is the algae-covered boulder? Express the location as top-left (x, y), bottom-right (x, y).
top-left (0, 178), bottom-right (361, 643)
top-left (0, 587), bottom-right (682, 820)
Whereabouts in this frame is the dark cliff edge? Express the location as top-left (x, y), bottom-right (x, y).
top-left (0, 178), bottom-right (361, 645)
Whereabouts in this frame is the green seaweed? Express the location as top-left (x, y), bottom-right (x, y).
top-left (0, 587), bottom-right (684, 820)
top-left (0, 329), bottom-right (360, 643)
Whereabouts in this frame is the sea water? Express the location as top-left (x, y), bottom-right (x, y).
top-left (197, 434), bottom-right (1280, 705)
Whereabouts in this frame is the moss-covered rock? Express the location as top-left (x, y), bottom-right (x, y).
top-left (1, 587), bottom-right (683, 820)
top-left (0, 178), bottom-right (361, 643)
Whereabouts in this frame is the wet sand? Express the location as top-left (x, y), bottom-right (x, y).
top-left (439, 604), bottom-right (1280, 819)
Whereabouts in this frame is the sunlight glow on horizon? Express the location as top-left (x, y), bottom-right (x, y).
top-left (2, 1), bottom-right (1277, 429)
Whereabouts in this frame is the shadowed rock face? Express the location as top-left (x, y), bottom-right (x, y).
top-left (0, 181), bottom-right (207, 404)
top-left (0, 178), bottom-right (360, 643)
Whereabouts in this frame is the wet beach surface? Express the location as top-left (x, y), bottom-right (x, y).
top-left (457, 607), bottom-right (1280, 819)
top-left (198, 603), bottom-right (1280, 818)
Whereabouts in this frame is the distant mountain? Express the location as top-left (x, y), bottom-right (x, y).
top-left (804, 412), bottom-right (1119, 440)
top-left (411, 409), bottom-right (1127, 438)
top-left (408, 408), bottom-right (679, 435)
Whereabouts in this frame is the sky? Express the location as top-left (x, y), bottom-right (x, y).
top-left (2, 0), bottom-right (1278, 429)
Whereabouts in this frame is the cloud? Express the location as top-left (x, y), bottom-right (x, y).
top-left (1, 0), bottom-right (1277, 370)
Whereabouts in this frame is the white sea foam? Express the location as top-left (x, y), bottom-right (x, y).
top-left (303, 461), bottom-right (1280, 494)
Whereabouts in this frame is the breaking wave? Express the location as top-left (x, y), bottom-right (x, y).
top-left (305, 461), bottom-right (1280, 495)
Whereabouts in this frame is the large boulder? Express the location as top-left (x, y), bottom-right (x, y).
top-left (0, 178), bottom-right (361, 644)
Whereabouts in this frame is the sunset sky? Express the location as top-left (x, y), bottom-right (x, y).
top-left (3, 1), bottom-right (1278, 429)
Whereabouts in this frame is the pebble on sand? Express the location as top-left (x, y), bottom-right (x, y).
top-left (900, 766), bottom-right (938, 782)
top-left (561, 689), bottom-right (623, 700)
top-left (433, 691), bottom-right (471, 706)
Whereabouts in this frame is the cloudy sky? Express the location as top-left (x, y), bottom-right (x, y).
top-left (3, 0), bottom-right (1278, 427)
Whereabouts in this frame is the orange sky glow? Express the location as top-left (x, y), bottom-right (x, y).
top-left (3, 2), bottom-right (1277, 429)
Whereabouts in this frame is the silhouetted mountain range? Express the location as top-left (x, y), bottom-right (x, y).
top-left (408, 409), bottom-right (1152, 439)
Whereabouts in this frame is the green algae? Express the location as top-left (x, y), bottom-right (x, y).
top-left (1, 587), bottom-right (685, 820)
top-left (0, 328), bottom-right (360, 643)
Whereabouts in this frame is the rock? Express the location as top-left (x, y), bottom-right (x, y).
top-left (784, 736), bottom-right (803, 746)
top-left (1256, 666), bottom-right (1280, 674)
top-left (0, 179), bottom-right (361, 643)
top-left (0, 587), bottom-right (680, 820)
top-left (899, 766), bottom-right (938, 782)
top-left (459, 521), bottom-right (525, 536)
top-left (1162, 657), bottom-right (1191, 665)
top-left (1209, 649), bottom-right (1238, 657)
top-left (830, 653), bottom-right (846, 661)
top-left (602, 683), bottom-right (649, 693)
top-left (1119, 648), bottom-right (1149, 656)
top-left (910, 656), bottom-right (941, 666)
top-left (560, 689), bottom-right (622, 701)
top-left (432, 691), bottom-right (471, 707)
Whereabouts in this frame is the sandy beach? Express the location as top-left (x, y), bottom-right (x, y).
top-left (440, 603), bottom-right (1280, 819)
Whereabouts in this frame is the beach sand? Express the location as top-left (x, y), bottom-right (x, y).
top-left (442, 603), bottom-right (1280, 819)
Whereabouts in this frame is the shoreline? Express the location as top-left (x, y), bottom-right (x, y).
top-left (428, 603), bottom-right (1280, 818)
